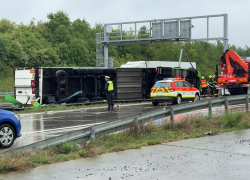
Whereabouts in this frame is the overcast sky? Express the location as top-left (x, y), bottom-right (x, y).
top-left (0, 0), bottom-right (249, 48)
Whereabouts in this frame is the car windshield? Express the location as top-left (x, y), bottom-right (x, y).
top-left (153, 82), bottom-right (172, 88)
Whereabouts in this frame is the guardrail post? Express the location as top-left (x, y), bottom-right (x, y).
top-left (90, 128), bottom-right (96, 140)
top-left (225, 97), bottom-right (229, 113)
top-left (134, 117), bottom-right (139, 132)
top-left (208, 100), bottom-right (212, 116)
top-left (246, 95), bottom-right (249, 113)
top-left (170, 107), bottom-right (174, 129)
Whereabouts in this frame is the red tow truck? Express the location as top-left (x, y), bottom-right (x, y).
top-left (217, 50), bottom-right (250, 95)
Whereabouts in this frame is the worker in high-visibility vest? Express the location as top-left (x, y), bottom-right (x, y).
top-left (209, 75), bottom-right (214, 96)
top-left (213, 75), bottom-right (218, 97)
top-left (105, 76), bottom-right (114, 110)
top-left (200, 76), bottom-right (207, 97)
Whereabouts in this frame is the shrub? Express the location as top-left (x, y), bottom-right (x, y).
top-left (60, 142), bottom-right (77, 153)
top-left (33, 155), bottom-right (48, 164)
top-left (78, 149), bottom-right (86, 157)
top-left (221, 111), bottom-right (245, 128)
top-left (147, 140), bottom-right (161, 145)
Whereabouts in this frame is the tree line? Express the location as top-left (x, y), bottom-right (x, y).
top-left (0, 11), bottom-right (250, 78)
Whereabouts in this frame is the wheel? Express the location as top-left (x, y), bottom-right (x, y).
top-left (0, 124), bottom-right (15, 148)
top-left (152, 102), bottom-right (159, 106)
top-left (55, 70), bottom-right (67, 85)
top-left (55, 88), bottom-right (67, 101)
top-left (188, 67), bottom-right (199, 76)
top-left (175, 95), bottom-right (182, 105)
top-left (193, 94), bottom-right (200, 102)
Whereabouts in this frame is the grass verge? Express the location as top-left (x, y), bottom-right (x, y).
top-left (1, 111), bottom-right (250, 173)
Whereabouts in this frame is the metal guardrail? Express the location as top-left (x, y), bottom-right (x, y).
top-left (0, 92), bottom-right (14, 97)
top-left (3, 94), bottom-right (250, 154)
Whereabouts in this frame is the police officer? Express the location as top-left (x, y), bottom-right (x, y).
top-left (105, 76), bottom-right (114, 110)
top-left (209, 75), bottom-right (214, 96)
top-left (200, 76), bottom-right (207, 97)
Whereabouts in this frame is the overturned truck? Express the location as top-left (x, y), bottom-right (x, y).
top-left (14, 66), bottom-right (200, 105)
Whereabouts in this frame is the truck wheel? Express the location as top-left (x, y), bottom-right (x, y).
top-left (56, 70), bottom-right (67, 85)
top-left (152, 102), bottom-right (159, 106)
top-left (0, 124), bottom-right (15, 148)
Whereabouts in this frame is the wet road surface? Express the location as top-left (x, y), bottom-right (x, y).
top-left (0, 100), bottom-right (248, 153)
top-left (2, 129), bottom-right (250, 180)
top-left (0, 103), bottom-right (159, 152)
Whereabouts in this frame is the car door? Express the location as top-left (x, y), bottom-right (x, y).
top-left (183, 81), bottom-right (195, 100)
top-left (174, 81), bottom-right (185, 98)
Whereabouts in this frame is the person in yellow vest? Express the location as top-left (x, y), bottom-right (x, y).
top-left (213, 75), bottom-right (218, 97)
top-left (208, 75), bottom-right (214, 96)
top-left (200, 76), bottom-right (207, 97)
top-left (105, 76), bottom-right (114, 110)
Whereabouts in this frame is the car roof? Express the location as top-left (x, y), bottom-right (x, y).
top-left (156, 79), bottom-right (186, 83)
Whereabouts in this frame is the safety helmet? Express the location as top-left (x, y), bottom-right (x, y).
top-left (201, 76), bottom-right (204, 79)
top-left (105, 76), bottom-right (110, 79)
top-left (209, 75), bottom-right (212, 78)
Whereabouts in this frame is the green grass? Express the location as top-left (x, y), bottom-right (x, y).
top-left (1, 111), bottom-right (250, 173)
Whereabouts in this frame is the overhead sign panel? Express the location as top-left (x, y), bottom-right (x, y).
top-left (164, 21), bottom-right (178, 38)
top-left (180, 20), bottom-right (191, 39)
top-left (152, 22), bottom-right (163, 39)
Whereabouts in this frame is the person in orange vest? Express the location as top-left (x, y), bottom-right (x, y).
top-left (200, 76), bottom-right (207, 97)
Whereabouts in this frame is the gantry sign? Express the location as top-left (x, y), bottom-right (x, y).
top-left (96, 14), bottom-right (228, 67)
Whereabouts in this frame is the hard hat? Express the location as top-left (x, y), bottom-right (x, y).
top-left (105, 76), bottom-right (110, 79)
top-left (209, 75), bottom-right (212, 78)
top-left (201, 76), bottom-right (204, 79)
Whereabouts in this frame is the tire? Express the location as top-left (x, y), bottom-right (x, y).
top-left (0, 124), bottom-right (15, 148)
top-left (188, 67), bottom-right (199, 77)
top-left (55, 70), bottom-right (67, 85)
top-left (193, 94), bottom-right (200, 102)
top-left (55, 88), bottom-right (67, 101)
top-left (152, 102), bottom-right (159, 106)
top-left (174, 95), bottom-right (182, 105)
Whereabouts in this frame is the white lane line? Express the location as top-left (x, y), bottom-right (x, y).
top-left (22, 122), bottom-right (106, 134)
top-left (20, 115), bottom-right (94, 121)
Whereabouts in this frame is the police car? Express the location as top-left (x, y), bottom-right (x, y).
top-left (150, 78), bottom-right (200, 106)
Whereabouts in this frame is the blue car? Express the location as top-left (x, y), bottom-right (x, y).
top-left (0, 109), bottom-right (21, 148)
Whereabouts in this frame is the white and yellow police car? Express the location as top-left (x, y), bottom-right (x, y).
top-left (150, 78), bottom-right (200, 106)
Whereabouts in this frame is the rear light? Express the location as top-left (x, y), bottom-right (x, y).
top-left (150, 88), bottom-right (153, 92)
top-left (155, 67), bottom-right (157, 73)
top-left (244, 84), bottom-right (249, 87)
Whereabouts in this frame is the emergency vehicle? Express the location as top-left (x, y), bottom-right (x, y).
top-left (150, 78), bottom-right (200, 106)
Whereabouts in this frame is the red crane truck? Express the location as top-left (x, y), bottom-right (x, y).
top-left (217, 50), bottom-right (250, 95)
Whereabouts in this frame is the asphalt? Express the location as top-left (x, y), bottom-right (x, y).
top-left (2, 129), bottom-right (250, 180)
top-left (0, 100), bottom-right (247, 153)
top-left (0, 103), bottom-right (159, 153)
